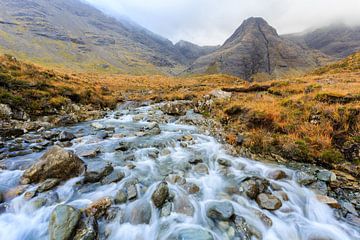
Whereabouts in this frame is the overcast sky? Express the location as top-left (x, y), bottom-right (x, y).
top-left (83, 0), bottom-right (360, 46)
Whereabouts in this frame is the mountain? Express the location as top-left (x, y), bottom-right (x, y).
top-left (187, 17), bottom-right (329, 80)
top-left (174, 40), bottom-right (219, 64)
top-left (284, 23), bottom-right (360, 59)
top-left (0, 0), bottom-right (203, 74)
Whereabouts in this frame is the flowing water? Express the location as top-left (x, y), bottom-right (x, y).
top-left (0, 103), bottom-right (359, 240)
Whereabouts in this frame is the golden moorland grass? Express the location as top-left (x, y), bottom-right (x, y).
top-left (0, 52), bottom-right (359, 170)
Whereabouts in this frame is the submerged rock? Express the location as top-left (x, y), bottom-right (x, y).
top-left (173, 195), bottom-right (195, 216)
top-left (49, 205), bottom-right (81, 240)
top-left (170, 228), bottom-right (214, 240)
top-left (21, 146), bottom-right (85, 184)
top-left (129, 200), bottom-right (152, 225)
top-left (152, 181), bottom-right (169, 208)
top-left (256, 193), bottom-right (282, 210)
top-left (206, 201), bottom-right (234, 221)
top-left (37, 178), bottom-right (60, 193)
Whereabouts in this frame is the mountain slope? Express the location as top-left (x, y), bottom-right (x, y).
top-left (0, 0), bottom-right (193, 74)
top-left (187, 17), bottom-right (329, 80)
top-left (174, 40), bottom-right (219, 64)
top-left (285, 24), bottom-right (360, 59)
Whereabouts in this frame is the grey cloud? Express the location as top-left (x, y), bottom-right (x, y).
top-left (83, 0), bottom-right (360, 46)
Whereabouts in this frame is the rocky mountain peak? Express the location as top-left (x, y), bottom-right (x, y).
top-left (223, 17), bottom-right (278, 47)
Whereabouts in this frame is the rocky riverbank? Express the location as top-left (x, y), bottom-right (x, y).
top-left (0, 101), bottom-right (359, 239)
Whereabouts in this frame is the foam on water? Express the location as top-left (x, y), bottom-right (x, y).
top-left (0, 104), bottom-right (359, 240)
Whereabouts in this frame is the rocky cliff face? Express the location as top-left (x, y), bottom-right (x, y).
top-left (284, 24), bottom-right (360, 59)
top-left (188, 17), bottom-right (329, 80)
top-left (0, 0), bottom-right (200, 74)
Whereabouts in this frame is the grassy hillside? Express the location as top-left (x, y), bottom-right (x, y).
top-left (0, 54), bottom-right (241, 119)
top-left (201, 53), bottom-right (360, 174)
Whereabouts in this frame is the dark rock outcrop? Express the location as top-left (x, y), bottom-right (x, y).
top-left (188, 17), bottom-right (328, 80)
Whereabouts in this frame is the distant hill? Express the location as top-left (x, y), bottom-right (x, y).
top-left (0, 0), bottom-right (211, 74)
top-left (187, 17), bottom-right (329, 80)
top-left (285, 24), bottom-right (360, 59)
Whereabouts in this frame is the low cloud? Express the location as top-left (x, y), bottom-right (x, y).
top-left (83, 0), bottom-right (360, 46)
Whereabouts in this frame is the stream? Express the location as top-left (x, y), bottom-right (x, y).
top-left (0, 102), bottom-right (359, 240)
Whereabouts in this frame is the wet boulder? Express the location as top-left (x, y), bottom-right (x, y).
top-left (256, 193), bottom-right (282, 211)
top-left (58, 131), bottom-right (76, 142)
top-left (21, 146), bottom-right (85, 184)
top-left (206, 201), bottom-right (234, 221)
top-left (152, 181), bottom-right (169, 208)
top-left (49, 205), bottom-right (81, 240)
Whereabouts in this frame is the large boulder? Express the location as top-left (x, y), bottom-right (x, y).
top-left (21, 146), bottom-right (85, 184)
top-left (49, 205), bottom-right (81, 240)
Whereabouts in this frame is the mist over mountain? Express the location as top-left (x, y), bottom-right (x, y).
top-left (284, 23), bottom-right (360, 58)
